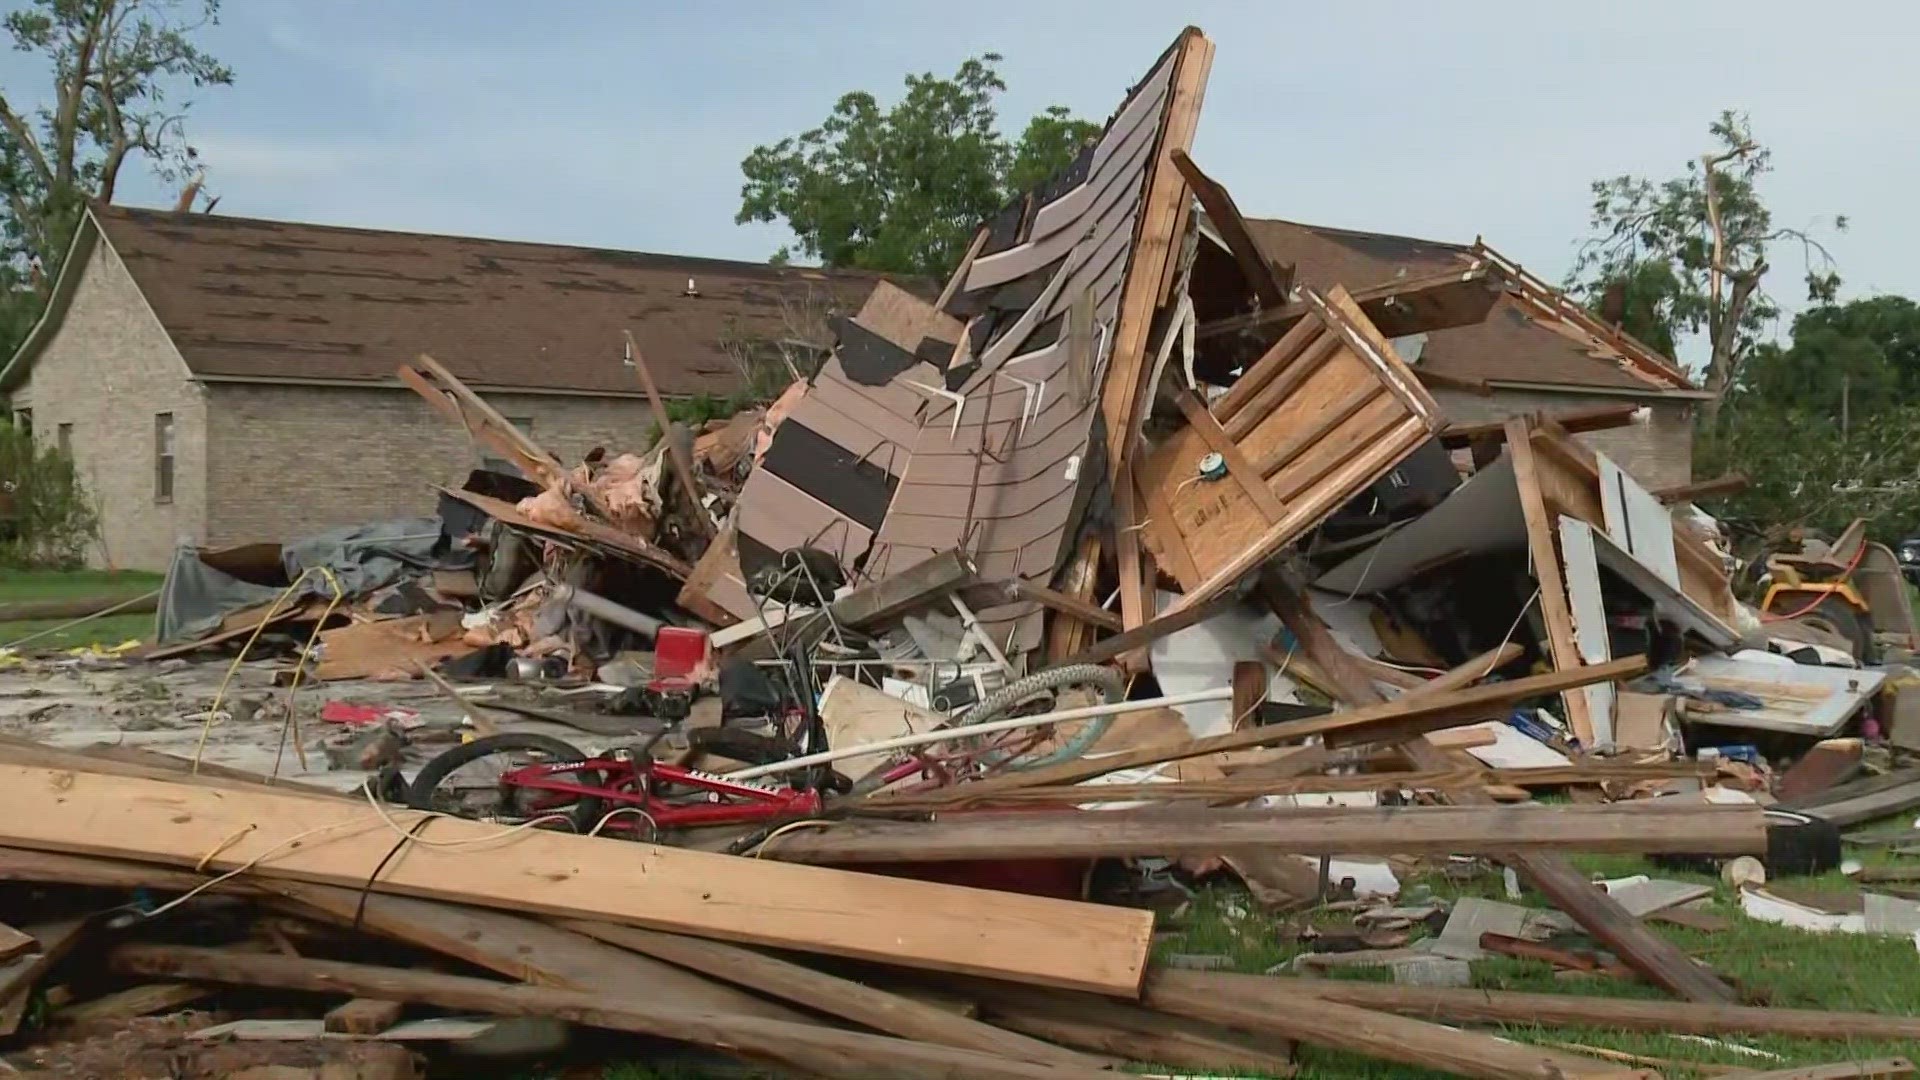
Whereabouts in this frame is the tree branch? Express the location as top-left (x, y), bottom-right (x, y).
top-left (52, 0), bottom-right (112, 188)
top-left (0, 94), bottom-right (52, 190)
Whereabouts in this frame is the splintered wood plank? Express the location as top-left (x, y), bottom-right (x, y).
top-left (758, 803), bottom-right (1762, 863)
top-left (1100, 29), bottom-right (1214, 481)
top-left (1144, 969), bottom-right (1653, 1080)
top-left (1507, 418), bottom-right (1595, 745)
top-left (876, 659), bottom-right (1645, 804)
top-left (1174, 391), bottom-right (1284, 522)
top-left (0, 766), bottom-right (1150, 996)
top-left (113, 945), bottom-right (1116, 1080)
top-left (1112, 458), bottom-right (1151, 660)
top-left (0, 919), bottom-right (86, 1036)
top-left (1169, 149), bottom-right (1288, 306)
top-left (566, 923), bottom-right (1107, 1071)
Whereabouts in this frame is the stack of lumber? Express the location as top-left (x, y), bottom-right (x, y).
top-left (0, 739), bottom-right (1903, 1080)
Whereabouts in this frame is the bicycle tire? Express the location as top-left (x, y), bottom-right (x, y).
top-left (953, 663), bottom-right (1127, 771)
top-left (407, 732), bottom-right (607, 833)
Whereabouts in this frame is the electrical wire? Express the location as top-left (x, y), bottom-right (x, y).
top-left (192, 572), bottom-right (314, 774)
top-left (273, 567), bottom-right (345, 778)
top-left (746, 817), bottom-right (837, 858)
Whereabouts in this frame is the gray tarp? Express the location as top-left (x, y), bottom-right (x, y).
top-left (156, 516), bottom-right (473, 643)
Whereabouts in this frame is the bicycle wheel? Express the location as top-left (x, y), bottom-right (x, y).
top-left (406, 733), bottom-right (607, 833)
top-left (953, 663), bottom-right (1127, 772)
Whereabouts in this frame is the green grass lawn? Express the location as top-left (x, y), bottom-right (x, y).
top-left (0, 567), bottom-right (162, 650)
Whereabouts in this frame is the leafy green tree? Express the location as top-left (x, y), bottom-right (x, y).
top-left (1568, 111), bottom-right (1844, 416)
top-left (736, 54), bottom-right (1100, 277)
top-left (1696, 405), bottom-right (1920, 541)
top-left (0, 0), bottom-right (232, 351)
top-left (1727, 296), bottom-right (1920, 424)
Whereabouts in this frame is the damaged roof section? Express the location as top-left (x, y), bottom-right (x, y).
top-left (1237, 218), bottom-right (1697, 394)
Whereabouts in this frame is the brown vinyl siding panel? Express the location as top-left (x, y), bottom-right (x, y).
top-left (867, 42), bottom-right (1184, 607)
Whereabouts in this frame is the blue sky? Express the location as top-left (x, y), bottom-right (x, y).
top-left (6, 0), bottom-right (1914, 363)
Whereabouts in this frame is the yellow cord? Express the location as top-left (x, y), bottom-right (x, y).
top-left (272, 567), bottom-right (345, 778)
top-left (192, 571), bottom-right (315, 775)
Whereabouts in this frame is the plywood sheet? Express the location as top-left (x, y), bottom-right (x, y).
top-left (1139, 290), bottom-right (1442, 598)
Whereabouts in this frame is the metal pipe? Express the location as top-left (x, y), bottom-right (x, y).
top-left (554, 585), bottom-right (663, 641)
top-left (728, 687), bottom-right (1234, 780)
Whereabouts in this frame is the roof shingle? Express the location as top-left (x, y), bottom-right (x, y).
top-left (90, 205), bottom-right (903, 397)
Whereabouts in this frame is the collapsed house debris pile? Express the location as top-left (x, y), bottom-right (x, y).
top-left (4, 26), bottom-right (1920, 1080)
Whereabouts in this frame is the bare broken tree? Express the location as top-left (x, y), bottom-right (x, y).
top-left (718, 286), bottom-right (840, 405)
top-left (1569, 111), bottom-right (1844, 420)
top-left (0, 0), bottom-right (232, 290)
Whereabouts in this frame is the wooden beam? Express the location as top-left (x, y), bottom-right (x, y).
top-left (110, 945), bottom-right (1115, 1080)
top-left (1262, 572), bottom-right (1385, 706)
top-left (1140, 970), bottom-right (1653, 1080)
top-left (967, 979), bottom-right (1297, 1076)
top-left (1654, 472), bottom-right (1749, 505)
top-left (1440, 404), bottom-right (1641, 449)
top-left (1396, 735), bottom-right (1739, 1003)
top-left (564, 923), bottom-right (1108, 1071)
top-left (880, 657), bottom-right (1646, 805)
top-left (1002, 580), bottom-right (1121, 632)
top-left (1101, 29), bottom-right (1213, 481)
top-left (1057, 591), bottom-right (1243, 667)
top-left (1169, 148), bottom-right (1289, 307)
top-left (623, 330), bottom-right (713, 538)
top-left (877, 761), bottom-right (1716, 810)
top-left (1197, 263), bottom-right (1498, 342)
top-left (0, 765), bottom-right (1152, 996)
top-left (736, 548), bottom-right (976, 659)
top-left (763, 803), bottom-right (1762, 863)
top-left (1111, 459), bottom-right (1152, 669)
top-left (1202, 972), bottom-right (1920, 1043)
top-left (1507, 416), bottom-right (1595, 745)
top-left (1405, 644), bottom-right (1525, 699)
top-left (60, 983), bottom-right (209, 1023)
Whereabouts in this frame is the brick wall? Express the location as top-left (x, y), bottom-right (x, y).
top-left (1430, 387), bottom-right (1696, 490)
top-left (202, 383), bottom-right (653, 546)
top-left (10, 237), bottom-right (208, 570)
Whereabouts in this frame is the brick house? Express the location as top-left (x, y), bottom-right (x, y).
top-left (1243, 218), bottom-right (1709, 487)
top-left (1, 206), bottom-right (886, 569)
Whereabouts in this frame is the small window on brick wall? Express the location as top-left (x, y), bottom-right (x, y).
top-left (154, 412), bottom-right (175, 503)
top-left (481, 416), bottom-right (535, 476)
top-left (56, 423), bottom-right (71, 457)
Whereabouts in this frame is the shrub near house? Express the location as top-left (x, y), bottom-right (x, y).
top-left (0, 422), bottom-right (97, 568)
